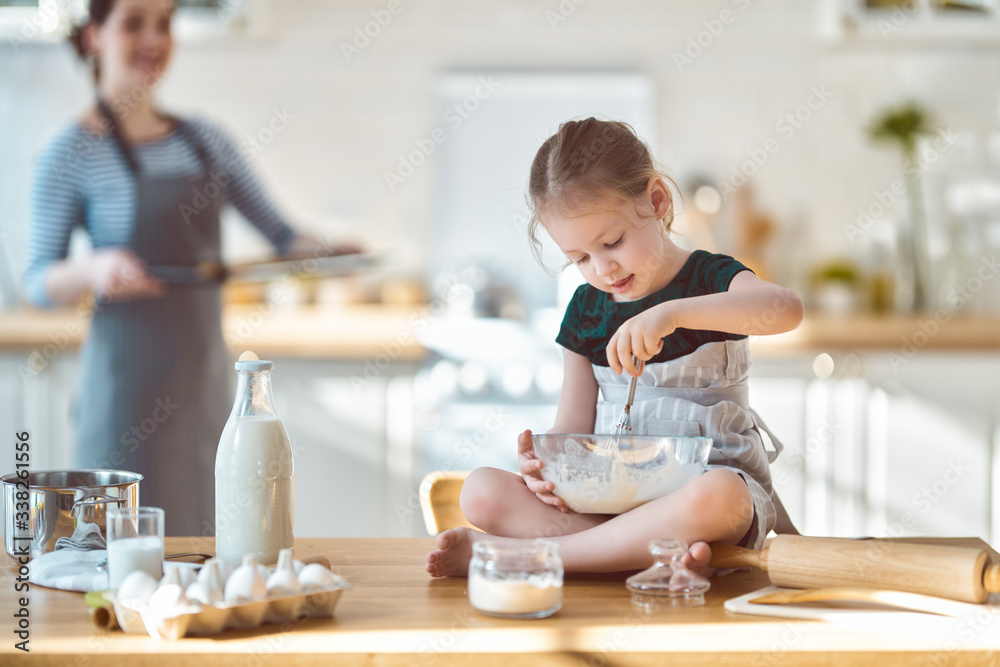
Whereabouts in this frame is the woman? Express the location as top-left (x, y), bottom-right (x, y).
top-left (24, 0), bottom-right (348, 535)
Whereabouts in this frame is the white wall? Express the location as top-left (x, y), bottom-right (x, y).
top-left (3, 0), bottom-right (1000, 301)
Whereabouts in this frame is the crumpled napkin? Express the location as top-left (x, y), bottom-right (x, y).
top-left (54, 520), bottom-right (106, 551)
top-left (28, 549), bottom-right (109, 593)
top-left (28, 521), bottom-right (109, 593)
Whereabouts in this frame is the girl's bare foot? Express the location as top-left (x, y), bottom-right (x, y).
top-left (680, 541), bottom-right (715, 577)
top-left (425, 527), bottom-right (480, 578)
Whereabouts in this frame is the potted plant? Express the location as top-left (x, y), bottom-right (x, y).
top-left (810, 258), bottom-right (861, 316)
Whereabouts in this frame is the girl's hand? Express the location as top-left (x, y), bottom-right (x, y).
top-left (87, 248), bottom-right (165, 302)
top-left (517, 429), bottom-right (569, 512)
top-left (606, 302), bottom-right (678, 375)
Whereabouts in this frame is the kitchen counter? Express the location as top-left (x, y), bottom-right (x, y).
top-left (0, 304), bottom-right (428, 360)
top-left (748, 311), bottom-right (1000, 356)
top-left (3, 306), bottom-right (1000, 358)
top-left (4, 537), bottom-right (999, 666)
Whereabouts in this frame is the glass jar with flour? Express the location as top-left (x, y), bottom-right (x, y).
top-left (215, 353), bottom-right (294, 567)
top-left (468, 538), bottom-right (563, 619)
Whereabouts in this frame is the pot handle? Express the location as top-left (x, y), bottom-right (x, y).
top-left (70, 494), bottom-right (126, 519)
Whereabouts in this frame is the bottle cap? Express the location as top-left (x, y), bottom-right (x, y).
top-left (235, 359), bottom-right (274, 371)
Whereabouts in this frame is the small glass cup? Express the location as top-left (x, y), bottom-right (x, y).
top-left (106, 506), bottom-right (165, 590)
top-left (625, 539), bottom-right (710, 610)
top-left (468, 538), bottom-right (563, 619)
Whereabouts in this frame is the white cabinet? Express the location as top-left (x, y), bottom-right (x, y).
top-left (753, 351), bottom-right (999, 543)
top-left (0, 350), bottom-right (424, 540)
top-left (0, 351), bottom-right (78, 471)
top-left (271, 358), bottom-right (423, 538)
top-left (4, 344), bottom-right (996, 543)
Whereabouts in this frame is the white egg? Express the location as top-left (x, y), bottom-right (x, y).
top-left (297, 563), bottom-right (338, 591)
top-left (266, 548), bottom-right (302, 596)
top-left (148, 582), bottom-right (189, 613)
top-left (265, 569), bottom-right (301, 596)
top-left (224, 555), bottom-right (268, 603)
top-left (115, 570), bottom-right (159, 607)
top-left (195, 559), bottom-right (226, 601)
top-left (185, 580), bottom-right (222, 605)
top-left (198, 558), bottom-right (231, 592)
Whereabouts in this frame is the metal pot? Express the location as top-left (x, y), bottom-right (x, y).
top-left (2, 469), bottom-right (141, 560)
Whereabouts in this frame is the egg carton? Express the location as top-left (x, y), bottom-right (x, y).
top-left (110, 580), bottom-right (350, 640)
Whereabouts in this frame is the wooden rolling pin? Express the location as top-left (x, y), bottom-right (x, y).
top-left (710, 535), bottom-right (1000, 603)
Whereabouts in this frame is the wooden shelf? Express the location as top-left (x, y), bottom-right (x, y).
top-left (2, 307), bottom-right (998, 358)
top-left (750, 313), bottom-right (1000, 356)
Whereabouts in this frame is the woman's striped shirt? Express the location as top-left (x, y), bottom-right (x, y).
top-left (24, 115), bottom-right (296, 307)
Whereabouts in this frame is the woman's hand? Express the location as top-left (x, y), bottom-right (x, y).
top-left (517, 429), bottom-right (569, 512)
top-left (606, 301), bottom-right (678, 375)
top-left (87, 248), bottom-right (164, 302)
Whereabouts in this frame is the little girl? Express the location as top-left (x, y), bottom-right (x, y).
top-left (426, 118), bottom-right (803, 577)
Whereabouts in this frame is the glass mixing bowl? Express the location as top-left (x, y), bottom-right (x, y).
top-left (531, 433), bottom-right (712, 514)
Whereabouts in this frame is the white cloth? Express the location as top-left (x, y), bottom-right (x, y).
top-left (28, 520), bottom-right (110, 592)
top-left (54, 520), bottom-right (106, 551)
top-left (28, 549), bottom-right (109, 593)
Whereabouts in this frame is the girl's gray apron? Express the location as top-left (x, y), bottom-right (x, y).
top-left (593, 338), bottom-right (798, 549)
top-left (74, 103), bottom-right (231, 536)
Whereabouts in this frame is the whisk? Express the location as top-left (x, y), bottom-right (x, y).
top-left (602, 356), bottom-right (645, 454)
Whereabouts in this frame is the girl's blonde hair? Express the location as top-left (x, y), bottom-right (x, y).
top-left (527, 117), bottom-right (680, 265)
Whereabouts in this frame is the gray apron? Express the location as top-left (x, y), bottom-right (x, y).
top-left (74, 102), bottom-right (231, 537)
top-left (593, 338), bottom-right (798, 547)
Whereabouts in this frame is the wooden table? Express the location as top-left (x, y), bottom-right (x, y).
top-left (3, 537), bottom-right (999, 666)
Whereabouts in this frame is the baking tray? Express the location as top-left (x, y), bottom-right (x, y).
top-left (725, 585), bottom-right (1000, 641)
top-left (148, 252), bottom-right (378, 285)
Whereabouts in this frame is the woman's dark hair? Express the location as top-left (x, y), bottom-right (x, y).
top-left (68, 0), bottom-right (117, 84)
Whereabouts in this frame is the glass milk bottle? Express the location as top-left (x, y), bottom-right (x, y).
top-left (215, 356), bottom-right (294, 567)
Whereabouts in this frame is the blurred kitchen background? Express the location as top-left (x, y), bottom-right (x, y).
top-left (2, 0), bottom-right (1000, 543)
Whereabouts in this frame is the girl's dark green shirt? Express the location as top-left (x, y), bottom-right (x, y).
top-left (556, 250), bottom-right (752, 367)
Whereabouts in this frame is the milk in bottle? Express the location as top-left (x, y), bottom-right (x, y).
top-left (215, 354), bottom-right (294, 567)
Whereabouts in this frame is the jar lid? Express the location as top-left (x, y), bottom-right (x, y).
top-left (472, 538), bottom-right (559, 557)
top-left (235, 360), bottom-right (274, 371)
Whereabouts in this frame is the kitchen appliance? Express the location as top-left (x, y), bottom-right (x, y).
top-left (2, 469), bottom-right (141, 560)
top-left (709, 536), bottom-right (1000, 604)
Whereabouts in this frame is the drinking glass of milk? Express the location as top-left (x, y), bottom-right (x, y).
top-left (106, 506), bottom-right (165, 590)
